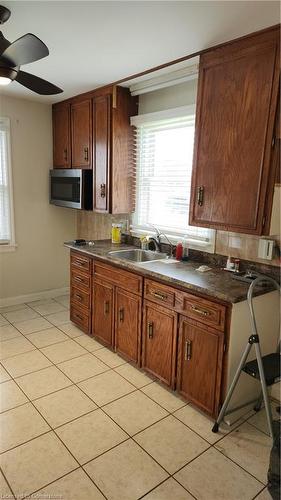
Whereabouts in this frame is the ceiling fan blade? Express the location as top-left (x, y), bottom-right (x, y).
top-left (1, 33), bottom-right (49, 67)
top-left (15, 70), bottom-right (63, 95)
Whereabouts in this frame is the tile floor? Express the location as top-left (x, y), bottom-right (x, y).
top-left (0, 294), bottom-right (277, 500)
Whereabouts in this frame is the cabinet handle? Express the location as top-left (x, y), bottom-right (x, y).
top-left (100, 183), bottom-right (106, 198)
top-left (64, 148), bottom-right (67, 161)
top-left (74, 293), bottom-right (83, 302)
top-left (84, 147), bottom-right (89, 161)
top-left (119, 308), bottom-right (124, 322)
top-left (74, 259), bottom-right (87, 268)
top-left (104, 301), bottom-right (110, 314)
top-left (147, 321), bottom-right (153, 339)
top-left (74, 312), bottom-right (83, 321)
top-left (191, 305), bottom-right (210, 317)
top-left (151, 291), bottom-right (167, 301)
top-left (74, 276), bottom-right (84, 283)
top-left (197, 186), bottom-right (204, 206)
top-left (184, 339), bottom-right (192, 361)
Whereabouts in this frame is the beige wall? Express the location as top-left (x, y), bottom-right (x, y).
top-left (138, 79), bottom-right (197, 114)
top-left (0, 95), bottom-right (76, 300)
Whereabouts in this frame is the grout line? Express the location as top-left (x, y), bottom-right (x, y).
top-left (0, 465), bottom-right (16, 499)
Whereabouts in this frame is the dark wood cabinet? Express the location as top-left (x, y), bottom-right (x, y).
top-left (189, 27), bottom-right (280, 235)
top-left (177, 316), bottom-right (224, 416)
top-left (53, 103), bottom-right (71, 168)
top-left (92, 279), bottom-right (114, 348)
top-left (70, 251), bottom-right (92, 334)
top-left (92, 86), bottom-right (138, 214)
top-left (115, 287), bottom-right (141, 363)
top-left (142, 301), bottom-right (177, 387)
top-left (93, 94), bottom-right (111, 211)
top-left (71, 99), bottom-right (92, 169)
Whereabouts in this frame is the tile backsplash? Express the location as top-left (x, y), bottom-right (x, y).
top-left (77, 212), bottom-right (280, 268)
top-left (216, 231), bottom-right (280, 267)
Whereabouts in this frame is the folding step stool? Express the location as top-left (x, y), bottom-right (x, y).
top-left (212, 275), bottom-right (280, 439)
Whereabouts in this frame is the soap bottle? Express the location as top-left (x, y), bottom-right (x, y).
top-left (176, 242), bottom-right (183, 261)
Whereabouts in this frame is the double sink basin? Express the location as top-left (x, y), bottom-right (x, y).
top-left (108, 249), bottom-right (169, 263)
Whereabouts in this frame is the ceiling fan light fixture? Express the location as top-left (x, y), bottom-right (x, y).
top-left (0, 75), bottom-right (11, 85)
top-left (0, 66), bottom-right (17, 85)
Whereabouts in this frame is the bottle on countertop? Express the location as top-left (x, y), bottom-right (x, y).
top-left (176, 242), bottom-right (183, 261)
top-left (111, 223), bottom-right (122, 244)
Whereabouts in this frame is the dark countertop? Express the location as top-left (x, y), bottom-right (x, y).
top-left (65, 240), bottom-right (272, 304)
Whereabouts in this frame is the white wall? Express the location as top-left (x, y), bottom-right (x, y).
top-left (138, 79), bottom-right (197, 114)
top-left (0, 95), bottom-right (76, 301)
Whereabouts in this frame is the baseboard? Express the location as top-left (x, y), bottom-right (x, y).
top-left (0, 287), bottom-right (70, 307)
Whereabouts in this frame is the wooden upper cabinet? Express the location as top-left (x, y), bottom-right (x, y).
top-left (71, 99), bottom-right (92, 169)
top-left (53, 103), bottom-right (71, 168)
top-left (92, 86), bottom-right (138, 214)
top-left (189, 27), bottom-right (280, 235)
top-left (93, 94), bottom-right (111, 211)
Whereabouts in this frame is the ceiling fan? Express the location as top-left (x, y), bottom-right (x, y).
top-left (0, 5), bottom-right (63, 95)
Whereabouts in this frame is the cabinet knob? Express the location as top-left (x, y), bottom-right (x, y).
top-left (100, 183), bottom-right (106, 198)
top-left (184, 339), bottom-right (192, 361)
top-left (197, 186), bottom-right (204, 206)
top-left (119, 308), bottom-right (124, 322)
top-left (84, 147), bottom-right (89, 161)
top-left (147, 321), bottom-right (153, 339)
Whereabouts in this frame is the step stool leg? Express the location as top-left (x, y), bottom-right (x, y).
top-left (254, 391), bottom-right (263, 412)
top-left (212, 342), bottom-right (252, 433)
top-left (255, 343), bottom-right (274, 439)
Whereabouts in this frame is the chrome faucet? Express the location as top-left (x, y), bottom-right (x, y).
top-left (148, 224), bottom-right (174, 257)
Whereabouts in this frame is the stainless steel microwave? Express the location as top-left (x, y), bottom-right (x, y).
top-left (49, 169), bottom-right (93, 210)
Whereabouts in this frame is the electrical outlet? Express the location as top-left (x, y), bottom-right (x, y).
top-left (258, 239), bottom-right (274, 260)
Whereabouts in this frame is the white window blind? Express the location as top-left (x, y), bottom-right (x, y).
top-left (131, 106), bottom-right (214, 250)
top-left (0, 117), bottom-right (14, 246)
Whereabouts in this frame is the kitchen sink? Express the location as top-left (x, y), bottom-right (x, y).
top-left (108, 249), bottom-right (168, 263)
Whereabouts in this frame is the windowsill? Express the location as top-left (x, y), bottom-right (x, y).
top-left (0, 243), bottom-right (17, 253)
top-left (130, 229), bottom-right (215, 254)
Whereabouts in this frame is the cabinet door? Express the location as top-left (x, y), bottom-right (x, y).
top-left (115, 288), bottom-right (141, 364)
top-left (53, 103), bottom-right (71, 168)
top-left (177, 317), bottom-right (224, 417)
top-left (93, 94), bottom-right (111, 212)
top-left (71, 99), bottom-right (92, 168)
top-left (92, 279), bottom-right (114, 347)
top-left (142, 301), bottom-right (177, 387)
top-left (189, 28), bottom-right (280, 235)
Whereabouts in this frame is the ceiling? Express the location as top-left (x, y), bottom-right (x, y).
top-left (0, 1), bottom-right (279, 104)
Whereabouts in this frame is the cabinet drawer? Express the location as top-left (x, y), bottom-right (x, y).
top-left (175, 292), bottom-right (226, 332)
top-left (94, 261), bottom-right (143, 295)
top-left (71, 269), bottom-right (91, 290)
top-left (71, 287), bottom-right (90, 309)
top-left (144, 279), bottom-right (175, 308)
top-left (71, 252), bottom-right (91, 273)
top-left (70, 304), bottom-right (90, 333)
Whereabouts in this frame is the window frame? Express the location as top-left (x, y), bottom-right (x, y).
top-left (0, 117), bottom-right (16, 252)
top-left (130, 106), bottom-right (215, 253)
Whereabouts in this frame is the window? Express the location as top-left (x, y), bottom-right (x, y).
top-left (0, 117), bottom-right (15, 249)
top-left (131, 106), bottom-right (214, 251)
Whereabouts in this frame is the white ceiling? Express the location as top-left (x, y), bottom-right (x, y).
top-left (0, 1), bottom-right (279, 104)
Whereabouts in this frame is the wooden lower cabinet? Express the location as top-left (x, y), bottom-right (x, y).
top-left (142, 301), bottom-right (177, 387)
top-left (177, 315), bottom-right (224, 417)
top-left (115, 288), bottom-right (141, 364)
top-left (92, 279), bottom-right (114, 347)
